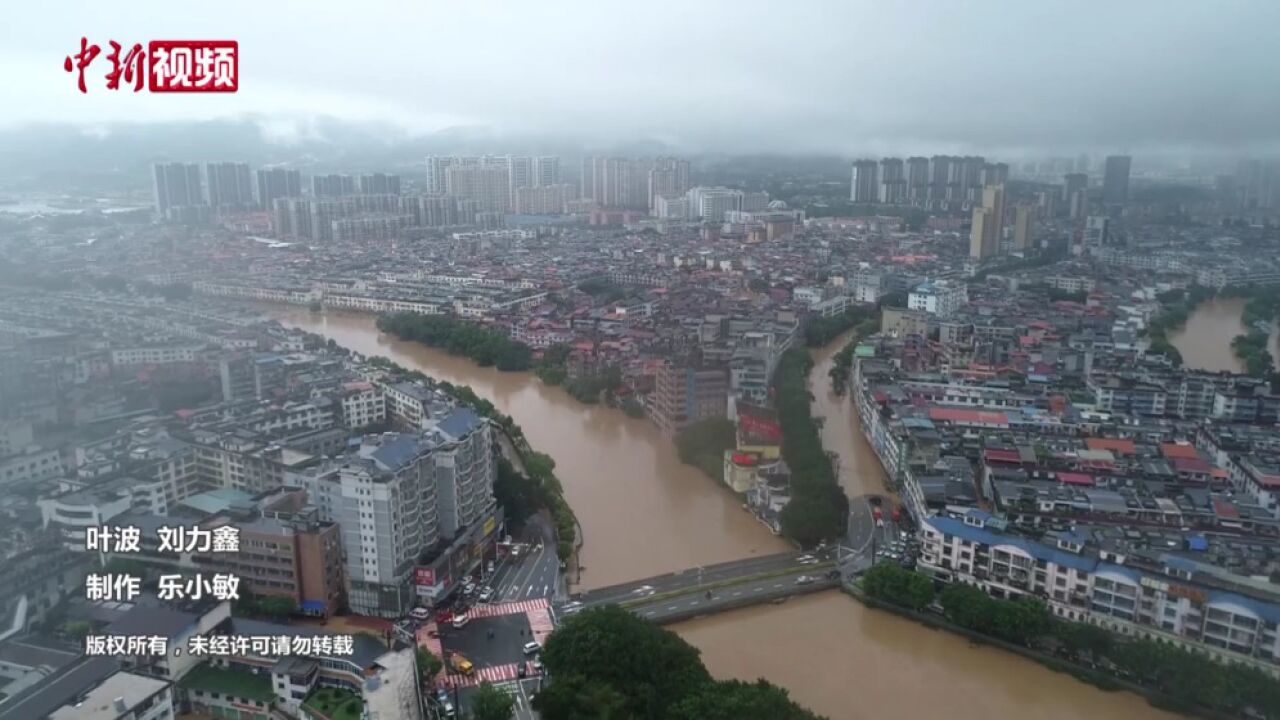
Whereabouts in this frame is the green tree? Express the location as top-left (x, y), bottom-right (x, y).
top-left (494, 457), bottom-right (540, 529)
top-left (939, 583), bottom-right (993, 633)
top-left (530, 674), bottom-right (632, 720)
top-left (668, 679), bottom-right (825, 720)
top-left (675, 418), bottom-right (737, 480)
top-left (470, 682), bottom-right (515, 720)
top-left (778, 488), bottom-right (845, 547)
top-left (861, 563), bottom-right (934, 611)
top-left (540, 606), bottom-right (710, 720)
top-left (415, 646), bottom-right (443, 678)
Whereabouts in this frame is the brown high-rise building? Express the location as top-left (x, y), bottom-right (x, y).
top-left (969, 184), bottom-right (1005, 260)
top-left (651, 362), bottom-right (728, 437)
top-left (1013, 205), bottom-right (1035, 250)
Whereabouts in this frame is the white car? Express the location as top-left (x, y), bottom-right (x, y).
top-left (408, 607), bottom-right (431, 621)
top-left (631, 584), bottom-right (655, 595)
top-left (523, 641), bottom-right (541, 656)
top-left (478, 587), bottom-right (494, 603)
top-left (794, 575), bottom-right (815, 585)
top-left (797, 555), bottom-right (819, 565)
top-left (451, 613), bottom-right (470, 629)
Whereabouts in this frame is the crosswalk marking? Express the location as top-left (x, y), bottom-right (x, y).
top-left (437, 662), bottom-right (541, 689)
top-left (466, 598), bottom-right (550, 619)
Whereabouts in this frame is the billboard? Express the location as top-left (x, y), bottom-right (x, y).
top-left (740, 413), bottom-right (782, 442)
top-left (414, 567), bottom-right (436, 587)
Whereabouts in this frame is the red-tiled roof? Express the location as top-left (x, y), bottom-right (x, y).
top-left (1161, 443), bottom-right (1200, 460)
top-left (929, 407), bottom-right (1009, 425)
top-left (1057, 471), bottom-right (1095, 486)
top-left (1173, 457), bottom-right (1213, 474)
top-left (984, 448), bottom-right (1022, 464)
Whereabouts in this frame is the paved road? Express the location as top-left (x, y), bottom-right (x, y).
top-left (626, 568), bottom-right (838, 623)
top-left (488, 514), bottom-right (563, 603)
top-left (571, 550), bottom-right (828, 608)
top-left (457, 677), bottom-right (542, 720)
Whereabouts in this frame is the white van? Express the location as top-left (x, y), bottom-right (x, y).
top-left (522, 641), bottom-right (541, 655)
top-left (451, 613), bottom-right (470, 629)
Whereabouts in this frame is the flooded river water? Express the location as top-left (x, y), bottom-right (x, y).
top-left (274, 310), bottom-right (1174, 720)
top-left (1169, 297), bottom-right (1280, 373)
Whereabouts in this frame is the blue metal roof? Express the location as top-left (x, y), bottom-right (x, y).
top-left (926, 515), bottom-right (1099, 572)
top-left (437, 407), bottom-right (484, 438)
top-left (370, 434), bottom-right (428, 471)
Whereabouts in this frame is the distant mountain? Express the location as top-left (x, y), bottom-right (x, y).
top-left (0, 118), bottom-right (679, 193)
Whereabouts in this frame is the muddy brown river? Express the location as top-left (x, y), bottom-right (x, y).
top-left (274, 309), bottom-right (1174, 720)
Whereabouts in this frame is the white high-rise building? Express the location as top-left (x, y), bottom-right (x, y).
top-left (532, 156), bottom-right (560, 187)
top-left (507, 156), bottom-right (533, 197)
top-left (295, 407), bottom-right (495, 617)
top-left (687, 186), bottom-right (744, 222)
top-left (445, 164), bottom-right (511, 213)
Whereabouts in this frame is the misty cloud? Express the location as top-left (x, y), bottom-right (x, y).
top-left (1, 0), bottom-right (1278, 156)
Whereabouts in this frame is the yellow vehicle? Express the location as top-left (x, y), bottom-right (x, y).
top-left (449, 653), bottom-right (474, 675)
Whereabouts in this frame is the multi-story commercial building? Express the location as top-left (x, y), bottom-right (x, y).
top-left (851, 159), bottom-right (878, 203)
top-left (256, 167), bottom-right (302, 211)
top-left (651, 362), bottom-right (729, 437)
top-left (654, 194), bottom-right (690, 220)
top-left (203, 162), bottom-right (254, 211)
top-left (686, 187), bottom-right (743, 222)
top-left (908, 280), bottom-right (968, 317)
top-left (1084, 215), bottom-right (1110, 248)
top-left (295, 408), bottom-right (495, 616)
top-left (152, 162), bottom-right (204, 216)
top-left (1103, 155), bottom-right (1132, 205)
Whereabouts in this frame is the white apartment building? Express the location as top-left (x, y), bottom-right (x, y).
top-left (908, 280), bottom-right (967, 317)
top-left (383, 381), bottom-right (438, 429)
top-left (339, 381), bottom-right (386, 430)
top-left (918, 511), bottom-right (1280, 674)
top-left (296, 410), bottom-right (495, 616)
top-left (686, 187), bottom-right (744, 221)
top-left (110, 344), bottom-right (205, 367)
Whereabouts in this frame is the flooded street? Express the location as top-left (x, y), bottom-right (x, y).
top-left (274, 309), bottom-right (1175, 720)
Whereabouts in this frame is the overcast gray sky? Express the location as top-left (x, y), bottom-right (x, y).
top-left (2, 0), bottom-right (1278, 155)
